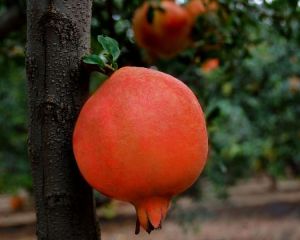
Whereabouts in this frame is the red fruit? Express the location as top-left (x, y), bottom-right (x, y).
top-left (10, 195), bottom-right (24, 211)
top-left (185, 0), bottom-right (206, 21)
top-left (185, 0), bottom-right (219, 21)
top-left (73, 67), bottom-right (208, 234)
top-left (132, 1), bottom-right (193, 58)
top-left (201, 58), bottom-right (220, 73)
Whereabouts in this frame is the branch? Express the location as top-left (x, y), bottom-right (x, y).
top-left (0, 5), bottom-right (25, 39)
top-left (82, 60), bottom-right (115, 77)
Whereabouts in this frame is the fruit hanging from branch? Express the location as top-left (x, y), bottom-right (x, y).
top-left (73, 66), bottom-right (208, 234)
top-left (132, 0), bottom-right (193, 59)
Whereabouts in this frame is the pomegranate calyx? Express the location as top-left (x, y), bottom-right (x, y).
top-left (134, 197), bottom-right (170, 234)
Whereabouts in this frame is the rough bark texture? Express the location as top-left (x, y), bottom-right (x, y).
top-left (26, 0), bottom-right (100, 239)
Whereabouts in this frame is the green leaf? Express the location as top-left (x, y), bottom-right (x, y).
top-left (97, 35), bottom-right (121, 61)
top-left (83, 54), bottom-right (105, 67)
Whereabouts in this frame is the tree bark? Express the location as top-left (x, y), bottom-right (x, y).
top-left (26, 1), bottom-right (99, 239)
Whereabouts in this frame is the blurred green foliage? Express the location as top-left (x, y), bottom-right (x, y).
top-left (0, 27), bottom-right (29, 193)
top-left (0, 0), bottom-right (299, 196)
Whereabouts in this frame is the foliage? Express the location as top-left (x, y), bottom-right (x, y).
top-left (0, 0), bottom-right (299, 196)
top-left (0, 28), bottom-right (29, 193)
top-left (83, 35), bottom-right (121, 73)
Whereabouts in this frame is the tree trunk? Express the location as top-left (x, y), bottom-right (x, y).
top-left (26, 1), bottom-right (99, 239)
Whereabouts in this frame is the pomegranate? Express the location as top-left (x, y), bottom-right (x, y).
top-left (73, 67), bottom-right (208, 234)
top-left (132, 1), bottom-right (193, 58)
top-left (185, 0), bottom-right (219, 20)
top-left (10, 195), bottom-right (24, 211)
top-left (201, 58), bottom-right (220, 73)
top-left (185, 0), bottom-right (206, 21)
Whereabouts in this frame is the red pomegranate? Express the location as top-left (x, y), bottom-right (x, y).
top-left (132, 1), bottom-right (193, 58)
top-left (73, 67), bottom-right (208, 234)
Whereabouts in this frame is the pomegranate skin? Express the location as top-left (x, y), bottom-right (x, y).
top-left (73, 67), bottom-right (208, 233)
